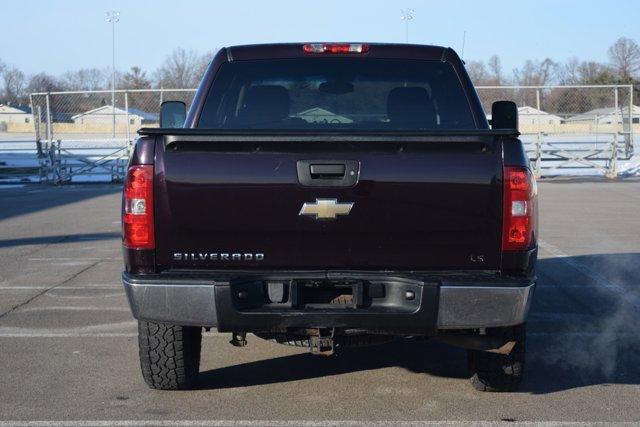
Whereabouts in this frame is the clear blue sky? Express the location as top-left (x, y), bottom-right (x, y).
top-left (1, 0), bottom-right (638, 76)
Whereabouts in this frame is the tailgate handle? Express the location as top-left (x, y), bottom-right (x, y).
top-left (296, 160), bottom-right (360, 187)
top-left (310, 164), bottom-right (345, 179)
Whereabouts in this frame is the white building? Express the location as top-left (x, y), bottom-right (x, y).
top-left (565, 105), bottom-right (640, 124)
top-left (71, 105), bottom-right (154, 126)
top-left (0, 104), bottom-right (33, 125)
top-left (517, 106), bottom-right (563, 126)
top-left (487, 106), bottom-right (562, 126)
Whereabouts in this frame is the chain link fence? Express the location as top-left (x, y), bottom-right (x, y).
top-left (30, 89), bottom-right (197, 142)
top-left (29, 89), bottom-right (196, 183)
top-left (476, 85), bottom-right (636, 177)
top-left (25, 85), bottom-right (638, 183)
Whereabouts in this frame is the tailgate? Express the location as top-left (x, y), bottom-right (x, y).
top-left (154, 135), bottom-right (503, 271)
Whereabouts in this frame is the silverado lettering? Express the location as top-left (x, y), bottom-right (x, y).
top-left (172, 252), bottom-right (265, 261)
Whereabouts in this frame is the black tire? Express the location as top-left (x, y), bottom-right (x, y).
top-left (138, 320), bottom-right (202, 390)
top-left (467, 324), bottom-right (525, 392)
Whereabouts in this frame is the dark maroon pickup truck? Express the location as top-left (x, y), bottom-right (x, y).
top-left (121, 43), bottom-right (537, 392)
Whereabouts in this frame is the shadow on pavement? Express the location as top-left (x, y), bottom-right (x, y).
top-left (0, 232), bottom-right (120, 248)
top-left (0, 184), bottom-right (121, 222)
top-left (198, 253), bottom-right (640, 394)
top-left (198, 338), bottom-right (466, 390)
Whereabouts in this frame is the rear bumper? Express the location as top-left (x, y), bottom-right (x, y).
top-left (122, 271), bottom-right (535, 333)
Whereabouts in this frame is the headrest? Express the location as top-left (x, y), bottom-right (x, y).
top-left (386, 87), bottom-right (436, 126)
top-left (238, 85), bottom-right (290, 126)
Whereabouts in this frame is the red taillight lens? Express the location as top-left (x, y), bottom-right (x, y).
top-left (122, 165), bottom-right (154, 249)
top-left (502, 166), bottom-right (537, 251)
top-left (303, 43), bottom-right (369, 54)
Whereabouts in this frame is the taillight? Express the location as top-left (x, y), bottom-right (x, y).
top-left (303, 43), bottom-right (369, 54)
top-left (122, 165), bottom-right (154, 249)
top-left (502, 166), bottom-right (537, 251)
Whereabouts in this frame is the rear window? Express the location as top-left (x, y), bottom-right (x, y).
top-left (197, 58), bottom-right (476, 131)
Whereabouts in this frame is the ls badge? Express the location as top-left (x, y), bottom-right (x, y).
top-left (299, 198), bottom-right (354, 220)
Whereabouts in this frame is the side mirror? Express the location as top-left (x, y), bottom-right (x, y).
top-left (491, 101), bottom-right (518, 131)
top-left (160, 101), bottom-right (186, 128)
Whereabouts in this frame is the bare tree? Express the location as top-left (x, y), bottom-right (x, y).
top-left (26, 73), bottom-right (62, 94)
top-left (2, 66), bottom-right (26, 104)
top-left (559, 57), bottom-right (581, 85)
top-left (154, 48), bottom-right (211, 88)
top-left (465, 56), bottom-right (510, 113)
top-left (487, 55), bottom-right (504, 85)
top-left (466, 60), bottom-right (488, 85)
top-left (61, 68), bottom-right (108, 91)
top-left (465, 55), bottom-right (505, 86)
top-left (514, 58), bottom-right (558, 86)
top-left (608, 37), bottom-right (640, 80)
top-left (511, 59), bottom-right (558, 108)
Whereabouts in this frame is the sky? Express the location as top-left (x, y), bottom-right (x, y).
top-left (1, 0), bottom-right (639, 77)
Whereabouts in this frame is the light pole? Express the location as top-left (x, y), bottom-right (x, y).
top-left (461, 30), bottom-right (467, 59)
top-left (400, 8), bottom-right (414, 43)
top-left (106, 10), bottom-right (119, 139)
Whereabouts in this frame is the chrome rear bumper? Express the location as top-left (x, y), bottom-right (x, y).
top-left (437, 283), bottom-right (534, 329)
top-left (123, 272), bottom-right (534, 331)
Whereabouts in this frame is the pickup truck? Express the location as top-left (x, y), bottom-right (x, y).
top-left (122, 43), bottom-right (537, 392)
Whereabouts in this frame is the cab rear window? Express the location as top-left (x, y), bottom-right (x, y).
top-left (197, 58), bottom-right (476, 131)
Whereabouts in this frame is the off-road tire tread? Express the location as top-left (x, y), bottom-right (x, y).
top-left (467, 324), bottom-right (525, 392)
top-left (138, 320), bottom-right (202, 390)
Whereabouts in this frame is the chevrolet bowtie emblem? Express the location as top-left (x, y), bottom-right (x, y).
top-left (299, 198), bottom-right (354, 220)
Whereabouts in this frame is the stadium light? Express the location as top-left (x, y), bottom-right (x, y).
top-left (106, 10), bottom-right (120, 139)
top-left (400, 8), bottom-right (415, 43)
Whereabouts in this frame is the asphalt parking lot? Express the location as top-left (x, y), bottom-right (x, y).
top-left (0, 180), bottom-right (639, 425)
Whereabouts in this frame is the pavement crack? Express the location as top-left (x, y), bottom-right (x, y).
top-left (0, 260), bottom-right (101, 320)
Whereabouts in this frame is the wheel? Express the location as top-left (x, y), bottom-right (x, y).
top-left (137, 320), bottom-right (202, 390)
top-left (467, 324), bottom-right (525, 392)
